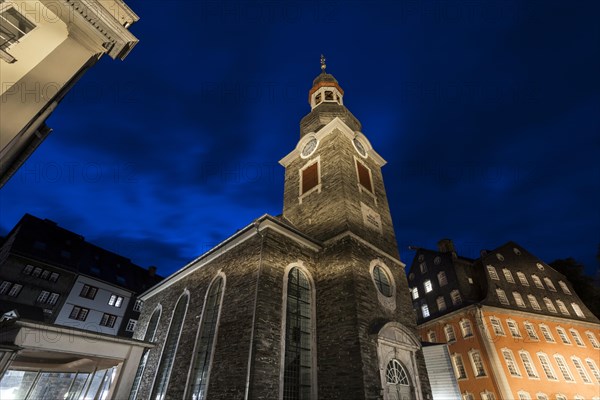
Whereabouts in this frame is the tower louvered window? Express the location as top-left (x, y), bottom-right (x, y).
top-left (301, 162), bottom-right (319, 195)
top-left (189, 276), bottom-right (225, 400)
top-left (283, 268), bottom-right (313, 400)
top-left (356, 160), bottom-right (373, 192)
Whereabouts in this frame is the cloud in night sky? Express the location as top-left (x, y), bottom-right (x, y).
top-left (1, 0), bottom-right (598, 279)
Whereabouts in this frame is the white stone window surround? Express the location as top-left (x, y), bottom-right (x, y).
top-left (298, 156), bottom-right (321, 204)
top-left (0, 3), bottom-right (37, 50)
top-left (310, 86), bottom-right (344, 109)
top-left (184, 271), bottom-right (226, 400)
top-left (369, 259), bottom-right (396, 311)
top-left (354, 155), bottom-right (377, 203)
top-left (468, 349), bottom-right (487, 378)
top-left (279, 261), bottom-right (318, 400)
top-left (150, 289), bottom-right (190, 399)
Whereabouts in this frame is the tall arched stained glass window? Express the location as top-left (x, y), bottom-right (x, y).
top-left (150, 291), bottom-right (189, 400)
top-left (129, 306), bottom-right (161, 400)
top-left (188, 276), bottom-right (225, 400)
top-left (283, 267), bottom-right (313, 400)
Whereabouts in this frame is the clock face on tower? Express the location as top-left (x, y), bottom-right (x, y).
top-left (301, 138), bottom-right (318, 158)
top-left (353, 137), bottom-right (367, 157)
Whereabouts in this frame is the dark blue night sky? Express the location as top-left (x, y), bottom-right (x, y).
top-left (1, 0), bottom-right (599, 278)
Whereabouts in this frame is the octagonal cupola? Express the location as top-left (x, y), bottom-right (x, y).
top-left (308, 55), bottom-right (344, 110)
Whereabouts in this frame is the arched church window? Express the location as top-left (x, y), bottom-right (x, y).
top-left (386, 359), bottom-right (410, 385)
top-left (283, 267), bottom-right (313, 400)
top-left (129, 305), bottom-right (162, 400)
top-left (150, 291), bottom-right (189, 400)
top-left (188, 275), bottom-right (225, 400)
top-left (372, 265), bottom-right (392, 297)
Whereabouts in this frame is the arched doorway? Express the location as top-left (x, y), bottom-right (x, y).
top-left (385, 359), bottom-right (413, 400)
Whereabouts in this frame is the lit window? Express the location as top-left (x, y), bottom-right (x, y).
top-left (524, 322), bottom-right (538, 341)
top-left (554, 354), bottom-right (575, 382)
top-left (301, 161), bottom-right (319, 195)
top-left (558, 281), bottom-right (571, 295)
top-left (100, 313), bottom-right (117, 328)
top-left (437, 271), bottom-right (447, 286)
top-left (436, 296), bottom-right (446, 311)
top-left (189, 276), bottom-right (226, 399)
top-left (543, 277), bottom-right (556, 291)
top-left (572, 303), bottom-right (585, 318)
top-left (421, 304), bottom-right (430, 318)
top-left (487, 265), bottom-right (499, 280)
top-left (556, 327), bottom-right (571, 344)
top-left (517, 272), bottom-right (529, 286)
top-left (424, 279), bottom-right (433, 293)
top-left (585, 358), bottom-right (600, 383)
top-left (460, 319), bottom-right (473, 338)
top-left (450, 290), bottom-right (462, 306)
top-left (585, 331), bottom-right (599, 348)
top-left (490, 317), bottom-right (505, 336)
top-left (411, 287), bottom-right (419, 300)
top-left (0, 6), bottom-right (36, 50)
top-left (518, 351), bottom-right (539, 379)
top-left (444, 325), bottom-right (456, 342)
top-left (469, 350), bottom-right (486, 377)
top-left (69, 306), bottom-right (89, 321)
top-left (569, 329), bottom-right (585, 347)
top-left (537, 352), bottom-right (557, 380)
top-left (506, 320), bottom-right (521, 338)
top-left (125, 319), bottom-right (137, 332)
top-left (539, 324), bottom-right (555, 342)
top-left (527, 294), bottom-right (541, 310)
top-left (503, 269), bottom-right (514, 283)
top-left (513, 292), bottom-right (526, 308)
top-left (108, 294), bottom-right (124, 307)
top-left (150, 291), bottom-right (189, 399)
top-left (543, 297), bottom-right (556, 313)
top-left (372, 265), bottom-right (392, 297)
top-left (501, 348), bottom-right (521, 377)
top-left (452, 354), bottom-right (467, 379)
top-left (532, 275), bottom-right (544, 289)
top-left (496, 288), bottom-right (509, 305)
top-left (427, 330), bottom-right (437, 342)
top-left (80, 284), bottom-right (98, 300)
top-left (571, 357), bottom-right (592, 384)
top-left (356, 160), bottom-right (373, 193)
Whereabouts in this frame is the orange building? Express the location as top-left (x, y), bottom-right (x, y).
top-left (408, 240), bottom-right (600, 400)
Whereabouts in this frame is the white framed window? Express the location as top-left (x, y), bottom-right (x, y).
top-left (518, 351), bottom-right (539, 379)
top-left (543, 277), bottom-right (556, 291)
top-left (47, 292), bottom-right (59, 305)
top-left (555, 395), bottom-right (567, 400)
top-left (469, 350), bottom-right (486, 377)
top-left (133, 299), bottom-right (144, 312)
top-left (462, 393), bottom-right (474, 400)
top-left (571, 356), bottom-right (592, 384)
top-left (385, 359), bottom-right (410, 386)
top-left (558, 281), bottom-right (571, 295)
top-left (503, 268), bottom-right (514, 283)
top-left (437, 271), bottom-right (448, 286)
top-left (518, 391), bottom-right (532, 400)
top-left (37, 290), bottom-right (50, 303)
top-left (524, 322), bottom-right (539, 341)
top-left (517, 272), bottom-right (529, 286)
top-left (7, 283), bottom-right (22, 297)
top-left (539, 324), bottom-right (555, 342)
top-left (460, 319), bottom-right (473, 338)
top-left (436, 296), bottom-right (446, 311)
top-left (421, 304), bottom-right (430, 318)
top-left (371, 264), bottom-right (394, 297)
top-left (501, 348), bottom-right (521, 377)
top-left (427, 330), bottom-right (437, 342)
top-left (125, 319), bottom-right (137, 332)
top-left (0, 5), bottom-right (36, 50)
top-left (424, 279), bottom-right (433, 293)
top-left (528, 294), bottom-right (541, 310)
top-left (569, 329), bottom-right (585, 347)
top-left (532, 274), bottom-right (544, 289)
top-left (99, 313), bottom-right (117, 328)
top-left (506, 319), bottom-right (521, 338)
top-left (108, 294), bottom-right (124, 308)
top-left (496, 288), bottom-right (509, 305)
top-left (556, 300), bottom-right (569, 315)
top-left (585, 358), bottom-right (600, 383)
top-left (444, 325), bottom-right (456, 343)
top-left (537, 352), bottom-right (557, 380)
top-left (543, 297), bottom-right (557, 313)
top-left (490, 317), bottom-right (505, 336)
top-left (450, 290), bottom-right (462, 306)
top-left (411, 287), bottom-right (419, 300)
top-left (572, 303), bottom-right (585, 318)
top-left (513, 292), bottom-right (526, 308)
top-left (487, 265), bottom-right (499, 280)
top-left (556, 327), bottom-right (571, 345)
top-left (452, 354), bottom-right (467, 379)
top-left (299, 158), bottom-right (321, 199)
top-left (585, 331), bottom-right (599, 348)
top-left (554, 354), bottom-right (575, 382)
top-left (536, 393), bottom-right (549, 400)
top-left (481, 391), bottom-right (496, 400)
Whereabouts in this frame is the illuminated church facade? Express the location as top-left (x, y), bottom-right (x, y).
top-left (131, 60), bottom-right (432, 400)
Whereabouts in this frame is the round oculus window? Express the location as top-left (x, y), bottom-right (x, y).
top-left (536, 263), bottom-right (545, 271)
top-left (373, 265), bottom-right (392, 297)
top-left (513, 248), bottom-right (521, 255)
top-left (301, 138), bottom-right (318, 158)
top-left (353, 137), bottom-right (367, 157)
top-left (496, 253), bottom-right (504, 261)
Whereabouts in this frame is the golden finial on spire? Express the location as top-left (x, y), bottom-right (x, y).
top-left (320, 54), bottom-right (326, 72)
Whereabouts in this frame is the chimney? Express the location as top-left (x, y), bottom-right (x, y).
top-left (148, 266), bottom-right (157, 277)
